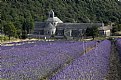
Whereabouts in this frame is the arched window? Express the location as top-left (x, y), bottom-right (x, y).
top-left (50, 13), bottom-right (53, 18)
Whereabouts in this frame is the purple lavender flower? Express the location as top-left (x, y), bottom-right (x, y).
top-left (1, 40), bottom-right (96, 80)
top-left (50, 40), bottom-right (111, 80)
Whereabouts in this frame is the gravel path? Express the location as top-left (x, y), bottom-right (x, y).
top-left (104, 42), bottom-right (121, 80)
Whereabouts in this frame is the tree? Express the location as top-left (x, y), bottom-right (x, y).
top-left (86, 26), bottom-right (98, 39)
top-left (0, 21), bottom-right (2, 33)
top-left (112, 27), bottom-right (117, 33)
top-left (4, 21), bottom-right (17, 40)
top-left (1, 0), bottom-right (121, 40)
top-left (21, 14), bottom-right (34, 35)
top-left (25, 16), bottom-right (34, 34)
top-left (21, 30), bottom-right (27, 39)
top-left (112, 24), bottom-right (121, 33)
top-left (117, 24), bottom-right (121, 31)
top-left (21, 21), bottom-right (27, 39)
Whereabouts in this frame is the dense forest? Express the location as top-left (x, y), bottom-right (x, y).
top-left (0, 0), bottom-right (121, 38)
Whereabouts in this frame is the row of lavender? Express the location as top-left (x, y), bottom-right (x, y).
top-left (1, 41), bottom-right (96, 80)
top-left (0, 41), bottom-right (41, 50)
top-left (115, 38), bottom-right (121, 61)
top-left (0, 40), bottom-right (88, 51)
top-left (49, 40), bottom-right (111, 80)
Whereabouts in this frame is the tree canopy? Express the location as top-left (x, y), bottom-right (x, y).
top-left (86, 26), bottom-right (99, 39)
top-left (3, 21), bottom-right (17, 40)
top-left (0, 0), bottom-right (121, 38)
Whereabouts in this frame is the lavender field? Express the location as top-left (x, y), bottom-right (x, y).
top-left (1, 39), bottom-right (121, 80)
top-left (49, 40), bottom-right (111, 80)
top-left (115, 38), bottom-right (121, 61)
top-left (1, 40), bottom-right (96, 80)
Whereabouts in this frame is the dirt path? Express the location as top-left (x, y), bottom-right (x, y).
top-left (104, 42), bottom-right (121, 80)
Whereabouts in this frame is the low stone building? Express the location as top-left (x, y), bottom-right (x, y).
top-left (98, 25), bottom-right (112, 36)
top-left (32, 10), bottom-right (111, 39)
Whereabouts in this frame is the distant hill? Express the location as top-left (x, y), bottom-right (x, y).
top-left (0, 0), bottom-right (121, 37)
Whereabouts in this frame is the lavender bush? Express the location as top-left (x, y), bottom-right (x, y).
top-left (115, 38), bottom-right (121, 61)
top-left (49, 40), bottom-right (111, 80)
top-left (1, 40), bottom-right (96, 80)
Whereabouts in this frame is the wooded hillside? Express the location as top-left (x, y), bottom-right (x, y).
top-left (0, 0), bottom-right (121, 38)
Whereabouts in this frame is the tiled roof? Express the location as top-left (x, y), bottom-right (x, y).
top-left (34, 22), bottom-right (45, 28)
top-left (44, 23), bottom-right (56, 29)
top-left (46, 17), bottom-right (63, 23)
top-left (98, 25), bottom-right (112, 30)
top-left (56, 23), bottom-right (103, 29)
top-left (34, 22), bottom-right (104, 30)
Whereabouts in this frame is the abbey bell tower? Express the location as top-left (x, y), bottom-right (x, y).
top-left (49, 10), bottom-right (54, 18)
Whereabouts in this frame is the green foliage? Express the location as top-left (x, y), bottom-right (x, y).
top-left (117, 24), bottom-right (121, 31)
top-left (21, 30), bottom-right (27, 39)
top-left (0, 35), bottom-right (9, 41)
top-left (112, 24), bottom-right (121, 33)
top-left (0, 0), bottom-right (121, 38)
top-left (3, 21), bottom-right (17, 40)
top-left (86, 26), bottom-right (99, 39)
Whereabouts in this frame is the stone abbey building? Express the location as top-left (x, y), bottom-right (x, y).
top-left (32, 10), bottom-right (111, 38)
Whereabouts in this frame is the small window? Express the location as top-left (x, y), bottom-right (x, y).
top-left (72, 30), bottom-right (80, 37)
top-left (50, 14), bottom-right (53, 18)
